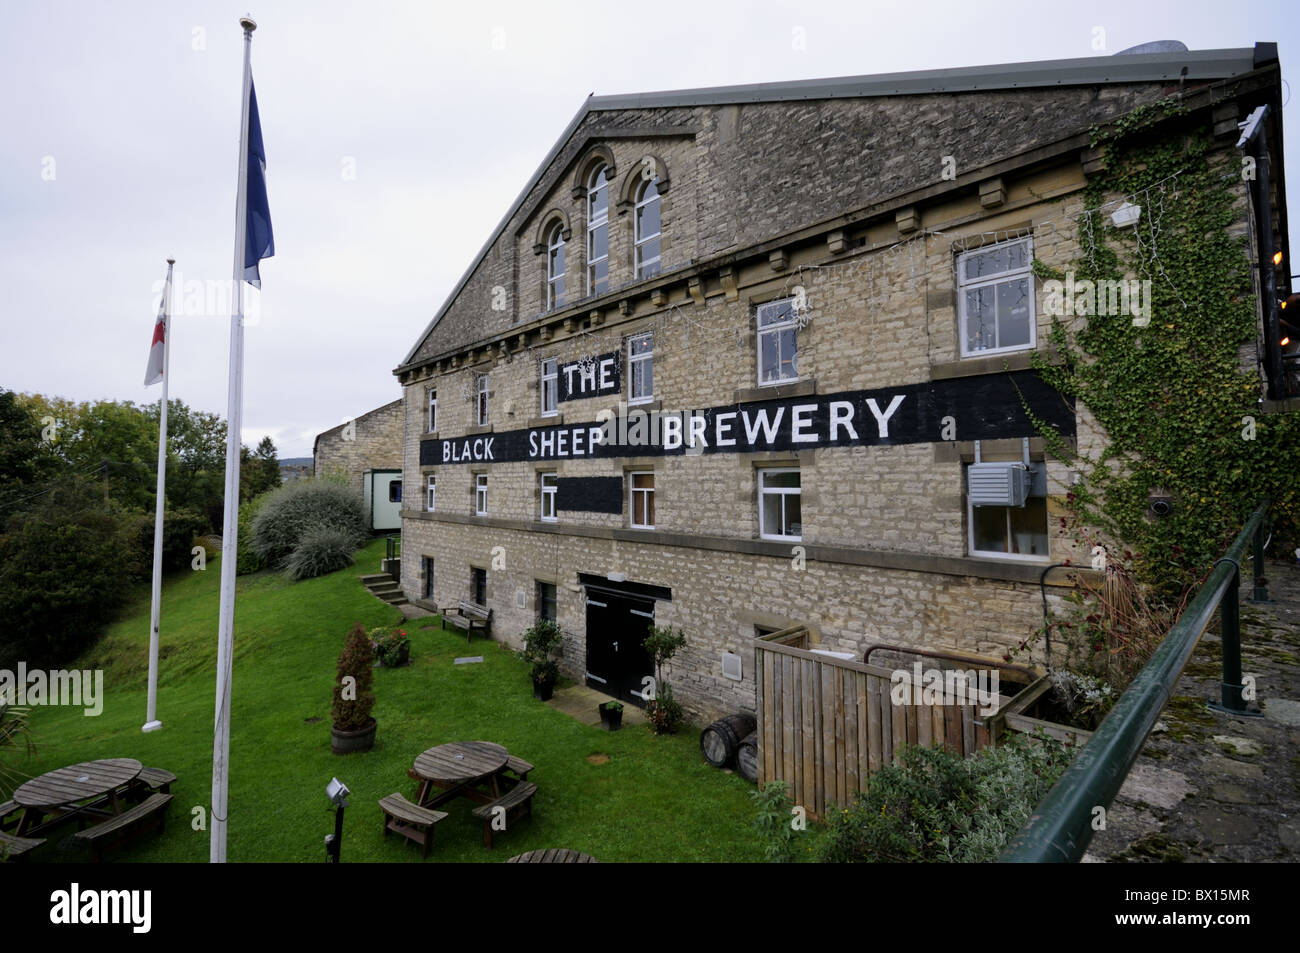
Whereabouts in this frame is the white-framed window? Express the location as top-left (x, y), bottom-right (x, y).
top-left (629, 471), bottom-right (655, 529)
top-left (540, 358), bottom-right (558, 416)
top-left (547, 222), bottom-right (566, 309)
top-left (426, 473), bottom-right (436, 512)
top-left (426, 387), bottom-right (437, 432)
top-left (476, 374), bottom-right (489, 426)
top-left (540, 472), bottom-right (557, 522)
top-left (967, 465), bottom-right (1049, 560)
top-left (587, 164), bottom-right (610, 296)
top-left (758, 468), bottom-right (801, 540)
top-left (757, 298), bottom-right (798, 386)
top-left (634, 178), bottom-right (661, 279)
top-left (957, 236), bottom-right (1035, 356)
top-left (628, 332), bottom-right (653, 404)
top-left (475, 474), bottom-right (488, 516)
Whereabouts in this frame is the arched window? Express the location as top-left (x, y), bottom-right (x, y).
top-left (587, 164), bottom-right (609, 295)
top-left (546, 221), bottom-right (566, 309)
top-left (634, 178), bottom-right (661, 279)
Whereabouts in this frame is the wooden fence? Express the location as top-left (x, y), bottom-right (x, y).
top-left (753, 627), bottom-right (997, 818)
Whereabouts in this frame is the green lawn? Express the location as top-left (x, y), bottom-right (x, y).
top-left (11, 538), bottom-right (764, 862)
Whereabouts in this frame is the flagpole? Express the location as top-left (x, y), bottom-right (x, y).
top-left (143, 257), bottom-right (175, 734)
top-left (212, 14), bottom-right (256, 864)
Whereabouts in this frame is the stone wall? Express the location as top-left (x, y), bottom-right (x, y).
top-left (314, 398), bottom-right (404, 497)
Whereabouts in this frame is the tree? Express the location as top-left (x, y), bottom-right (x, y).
top-left (240, 435), bottom-right (282, 502)
top-left (0, 389), bottom-right (58, 512)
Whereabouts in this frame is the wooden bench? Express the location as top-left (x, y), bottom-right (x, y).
top-left (503, 756), bottom-right (534, 784)
top-left (73, 793), bottom-right (171, 863)
top-left (378, 793), bottom-right (448, 858)
top-left (0, 800), bottom-right (19, 833)
top-left (440, 600), bottom-right (492, 642)
top-left (471, 782), bottom-right (537, 848)
top-left (0, 830), bottom-right (45, 862)
top-left (126, 767), bottom-right (176, 802)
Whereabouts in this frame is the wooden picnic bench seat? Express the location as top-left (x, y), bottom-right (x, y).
top-left (125, 766), bottom-right (177, 803)
top-left (378, 793), bottom-right (448, 858)
top-left (503, 756), bottom-right (533, 783)
top-left (440, 600), bottom-right (492, 642)
top-left (0, 830), bottom-right (45, 861)
top-left (471, 781), bottom-right (537, 848)
top-left (0, 800), bottom-right (19, 833)
top-left (73, 793), bottom-right (171, 863)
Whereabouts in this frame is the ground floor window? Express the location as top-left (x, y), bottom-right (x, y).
top-left (423, 556), bottom-right (434, 600)
top-left (471, 567), bottom-right (487, 606)
top-left (967, 464), bottom-right (1049, 559)
top-left (536, 580), bottom-right (557, 622)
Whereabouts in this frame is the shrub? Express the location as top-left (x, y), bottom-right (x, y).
top-left (751, 780), bottom-right (798, 863)
top-left (369, 626), bottom-right (410, 667)
top-left (235, 494), bottom-right (268, 575)
top-left (330, 622), bottom-right (375, 730)
top-left (815, 733), bottom-right (1073, 863)
top-left (0, 475), bottom-right (137, 668)
top-left (285, 526), bottom-right (357, 581)
top-left (250, 477), bottom-right (364, 567)
top-left (521, 619), bottom-right (563, 684)
top-left (132, 506), bottom-right (208, 574)
top-left (646, 682), bottom-right (684, 735)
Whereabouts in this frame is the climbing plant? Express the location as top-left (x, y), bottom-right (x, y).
top-left (1029, 95), bottom-right (1300, 617)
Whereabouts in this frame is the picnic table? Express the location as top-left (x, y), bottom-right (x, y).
top-left (412, 741), bottom-right (509, 807)
top-left (13, 758), bottom-right (142, 835)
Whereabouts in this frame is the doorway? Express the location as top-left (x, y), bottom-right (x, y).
top-left (584, 592), bottom-right (655, 707)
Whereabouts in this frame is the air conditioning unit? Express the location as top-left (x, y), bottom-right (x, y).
top-left (968, 462), bottom-right (1031, 507)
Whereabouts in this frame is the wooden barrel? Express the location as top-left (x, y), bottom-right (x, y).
top-left (699, 713), bottom-right (756, 768)
top-left (736, 731), bottom-right (758, 783)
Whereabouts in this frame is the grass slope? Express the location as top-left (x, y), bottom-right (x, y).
top-left (13, 539), bottom-right (762, 862)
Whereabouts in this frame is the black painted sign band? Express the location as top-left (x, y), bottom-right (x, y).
top-left (421, 370), bottom-right (1073, 466)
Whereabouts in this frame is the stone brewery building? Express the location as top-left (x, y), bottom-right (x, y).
top-left (393, 44), bottom-right (1288, 722)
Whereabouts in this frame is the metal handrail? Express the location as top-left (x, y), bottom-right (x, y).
top-left (1000, 501), bottom-right (1270, 862)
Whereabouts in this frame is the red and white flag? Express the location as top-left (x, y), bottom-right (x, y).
top-left (144, 277), bottom-right (169, 386)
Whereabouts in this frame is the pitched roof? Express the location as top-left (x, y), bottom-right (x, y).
top-left (398, 44), bottom-right (1272, 371)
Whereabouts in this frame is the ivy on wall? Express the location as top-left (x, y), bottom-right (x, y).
top-left (1029, 96), bottom-right (1300, 602)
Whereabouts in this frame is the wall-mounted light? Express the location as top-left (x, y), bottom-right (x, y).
top-left (1110, 202), bottom-right (1142, 228)
top-left (1274, 251), bottom-right (1285, 267)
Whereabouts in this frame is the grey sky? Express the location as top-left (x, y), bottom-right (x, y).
top-left (2, 0), bottom-right (1295, 458)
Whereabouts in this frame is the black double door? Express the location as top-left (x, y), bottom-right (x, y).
top-left (584, 592), bottom-right (655, 707)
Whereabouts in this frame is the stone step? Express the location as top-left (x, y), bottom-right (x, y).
top-left (359, 573), bottom-right (392, 583)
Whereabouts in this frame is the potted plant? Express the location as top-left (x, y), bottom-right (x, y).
top-left (522, 619), bottom-right (563, 701)
top-left (599, 699), bottom-right (624, 731)
top-left (371, 626), bottom-right (410, 668)
top-left (643, 624), bottom-right (687, 735)
top-left (331, 621), bottom-right (377, 754)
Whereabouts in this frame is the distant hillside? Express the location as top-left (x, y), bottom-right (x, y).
top-left (279, 457), bottom-right (312, 467)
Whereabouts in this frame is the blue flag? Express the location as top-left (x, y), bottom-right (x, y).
top-left (243, 78), bottom-right (274, 287)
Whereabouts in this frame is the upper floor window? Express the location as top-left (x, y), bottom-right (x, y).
top-left (540, 358), bottom-right (558, 417)
top-left (630, 471), bottom-right (655, 529)
top-left (426, 474), bottom-right (436, 512)
top-left (958, 237), bottom-right (1034, 356)
top-left (475, 474), bottom-right (488, 516)
top-left (426, 387), bottom-right (437, 432)
top-left (758, 468), bottom-right (801, 541)
top-left (635, 178), bottom-right (661, 279)
top-left (628, 332), bottom-right (653, 404)
top-left (476, 374), bottom-right (489, 426)
top-left (540, 472), bottom-right (557, 522)
top-left (547, 222), bottom-right (566, 309)
top-left (757, 298), bottom-right (798, 386)
top-left (587, 164), bottom-right (610, 296)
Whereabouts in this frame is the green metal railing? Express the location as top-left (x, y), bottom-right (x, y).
top-left (1000, 501), bottom-right (1271, 863)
